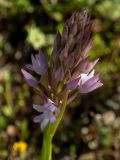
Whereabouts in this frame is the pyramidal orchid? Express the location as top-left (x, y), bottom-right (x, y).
top-left (21, 9), bottom-right (103, 160)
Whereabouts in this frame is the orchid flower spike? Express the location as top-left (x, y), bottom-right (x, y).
top-left (21, 9), bottom-right (103, 130)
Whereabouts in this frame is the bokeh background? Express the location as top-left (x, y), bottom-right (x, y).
top-left (0, 0), bottom-right (120, 159)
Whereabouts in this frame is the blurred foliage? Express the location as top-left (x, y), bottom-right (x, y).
top-left (0, 0), bottom-right (120, 159)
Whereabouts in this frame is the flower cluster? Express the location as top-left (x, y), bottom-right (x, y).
top-left (21, 10), bottom-right (103, 130)
top-left (33, 99), bottom-right (60, 130)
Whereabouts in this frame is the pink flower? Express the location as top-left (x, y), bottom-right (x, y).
top-left (79, 70), bottom-right (103, 93)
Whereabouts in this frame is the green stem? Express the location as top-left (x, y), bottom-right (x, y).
top-left (41, 132), bottom-right (52, 160)
top-left (40, 93), bottom-right (68, 160)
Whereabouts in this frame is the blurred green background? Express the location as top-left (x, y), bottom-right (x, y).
top-left (0, 0), bottom-right (120, 159)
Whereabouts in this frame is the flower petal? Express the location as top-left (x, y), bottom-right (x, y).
top-left (36, 50), bottom-right (48, 69)
top-left (80, 69), bottom-right (95, 84)
top-left (33, 104), bottom-right (45, 112)
top-left (31, 52), bottom-right (48, 75)
top-left (21, 69), bottom-right (38, 86)
top-left (77, 57), bottom-right (99, 73)
top-left (79, 73), bottom-right (103, 94)
top-left (33, 114), bottom-right (44, 123)
top-left (44, 102), bottom-right (57, 112)
top-left (81, 40), bottom-right (92, 57)
top-left (79, 81), bottom-right (103, 93)
top-left (87, 82), bottom-right (103, 93)
top-left (67, 77), bottom-right (80, 90)
top-left (31, 55), bottom-right (42, 75)
top-left (41, 119), bottom-right (49, 130)
top-left (44, 99), bottom-right (60, 115)
top-left (81, 74), bottom-right (99, 87)
top-left (50, 116), bottom-right (56, 124)
top-left (55, 67), bottom-right (64, 84)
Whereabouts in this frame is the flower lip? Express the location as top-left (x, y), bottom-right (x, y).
top-left (33, 99), bottom-right (60, 130)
